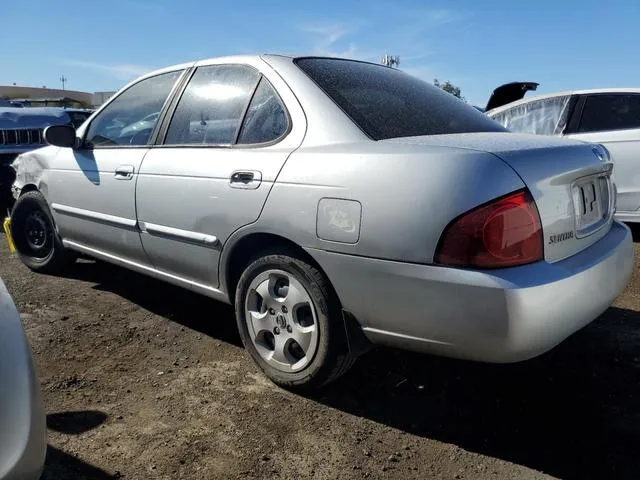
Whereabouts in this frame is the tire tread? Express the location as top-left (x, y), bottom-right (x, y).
top-left (10, 190), bottom-right (73, 273)
top-left (235, 250), bottom-right (355, 390)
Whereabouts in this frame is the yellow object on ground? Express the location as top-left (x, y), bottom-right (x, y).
top-left (3, 217), bottom-right (15, 253)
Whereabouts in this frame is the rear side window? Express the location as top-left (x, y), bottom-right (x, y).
top-left (578, 94), bottom-right (640, 133)
top-left (490, 95), bottom-right (571, 135)
top-left (237, 78), bottom-right (289, 144)
top-left (295, 57), bottom-right (505, 140)
top-left (165, 65), bottom-right (260, 145)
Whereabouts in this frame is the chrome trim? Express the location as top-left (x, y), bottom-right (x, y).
top-left (141, 221), bottom-right (219, 247)
top-left (50, 203), bottom-right (137, 228)
top-left (62, 239), bottom-right (229, 302)
top-left (0, 128), bottom-right (45, 146)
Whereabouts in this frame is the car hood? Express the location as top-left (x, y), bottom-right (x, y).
top-left (0, 107), bottom-right (71, 129)
top-left (485, 82), bottom-right (539, 111)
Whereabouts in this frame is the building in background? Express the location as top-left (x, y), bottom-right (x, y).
top-left (92, 91), bottom-right (116, 106)
top-left (0, 85), bottom-right (116, 108)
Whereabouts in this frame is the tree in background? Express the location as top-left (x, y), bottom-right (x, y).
top-left (433, 79), bottom-right (464, 101)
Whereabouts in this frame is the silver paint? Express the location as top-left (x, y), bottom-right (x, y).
top-left (12, 54), bottom-right (634, 365)
top-left (316, 198), bottom-right (361, 244)
top-left (0, 279), bottom-right (46, 479)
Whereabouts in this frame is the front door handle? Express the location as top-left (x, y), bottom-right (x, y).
top-left (115, 165), bottom-right (134, 180)
top-left (230, 170), bottom-right (262, 189)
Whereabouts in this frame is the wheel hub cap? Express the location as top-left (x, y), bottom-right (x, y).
top-left (245, 269), bottom-right (319, 373)
top-left (24, 211), bottom-right (52, 256)
top-left (275, 314), bottom-right (287, 329)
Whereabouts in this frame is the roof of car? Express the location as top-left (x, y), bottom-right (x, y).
top-left (131, 54), bottom-right (395, 86)
top-left (487, 87), bottom-right (640, 115)
top-left (141, 54), bottom-right (290, 76)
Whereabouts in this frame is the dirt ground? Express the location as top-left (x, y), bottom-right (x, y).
top-left (2, 231), bottom-right (640, 480)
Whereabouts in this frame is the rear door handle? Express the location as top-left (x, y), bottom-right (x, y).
top-left (230, 170), bottom-right (262, 189)
top-left (115, 165), bottom-right (134, 180)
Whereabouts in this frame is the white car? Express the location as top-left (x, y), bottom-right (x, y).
top-left (486, 84), bottom-right (640, 222)
top-left (0, 278), bottom-right (46, 479)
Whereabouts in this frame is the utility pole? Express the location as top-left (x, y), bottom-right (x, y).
top-left (381, 54), bottom-right (400, 68)
top-left (60, 75), bottom-right (68, 91)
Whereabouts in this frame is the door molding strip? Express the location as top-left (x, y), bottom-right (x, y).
top-left (51, 203), bottom-right (137, 228)
top-left (139, 221), bottom-right (219, 248)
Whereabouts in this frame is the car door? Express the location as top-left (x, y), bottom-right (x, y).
top-left (136, 60), bottom-right (304, 290)
top-left (46, 69), bottom-right (185, 264)
top-left (567, 93), bottom-right (640, 215)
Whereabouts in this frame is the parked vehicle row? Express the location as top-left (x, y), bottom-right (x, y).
top-left (5, 55), bottom-right (634, 392)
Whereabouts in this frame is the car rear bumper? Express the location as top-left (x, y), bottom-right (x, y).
top-left (307, 220), bottom-right (633, 363)
top-left (0, 281), bottom-right (46, 480)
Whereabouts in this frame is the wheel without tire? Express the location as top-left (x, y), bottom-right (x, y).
top-left (235, 251), bottom-right (355, 389)
top-left (10, 191), bottom-right (75, 272)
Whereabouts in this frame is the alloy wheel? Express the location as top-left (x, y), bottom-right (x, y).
top-left (244, 269), bottom-right (319, 373)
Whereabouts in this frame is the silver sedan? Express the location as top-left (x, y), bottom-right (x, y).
top-left (9, 55), bottom-right (633, 389)
top-left (0, 279), bottom-right (46, 479)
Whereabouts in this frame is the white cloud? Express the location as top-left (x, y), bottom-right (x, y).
top-left (298, 22), bottom-right (368, 58)
top-left (300, 23), bottom-right (350, 47)
top-left (296, 7), bottom-right (462, 67)
top-left (63, 60), bottom-right (153, 81)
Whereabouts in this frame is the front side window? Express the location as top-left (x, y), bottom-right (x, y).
top-left (578, 94), bottom-right (640, 133)
top-left (85, 70), bottom-right (182, 148)
top-left (295, 57), bottom-right (505, 140)
top-left (490, 95), bottom-right (571, 135)
top-left (165, 65), bottom-right (260, 145)
top-left (237, 78), bottom-right (289, 144)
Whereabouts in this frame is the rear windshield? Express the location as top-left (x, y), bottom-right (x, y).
top-left (295, 57), bottom-right (506, 140)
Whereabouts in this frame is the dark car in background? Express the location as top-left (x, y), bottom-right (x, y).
top-left (0, 107), bottom-right (93, 214)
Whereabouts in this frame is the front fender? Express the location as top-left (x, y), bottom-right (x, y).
top-left (11, 146), bottom-right (59, 200)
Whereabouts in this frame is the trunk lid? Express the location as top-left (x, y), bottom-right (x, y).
top-left (485, 82), bottom-right (539, 111)
top-left (384, 132), bottom-right (615, 263)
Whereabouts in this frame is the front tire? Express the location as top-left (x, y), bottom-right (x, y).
top-left (235, 251), bottom-right (355, 390)
top-left (10, 191), bottom-right (75, 272)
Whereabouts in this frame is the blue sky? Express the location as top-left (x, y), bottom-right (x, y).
top-left (1, 0), bottom-right (638, 106)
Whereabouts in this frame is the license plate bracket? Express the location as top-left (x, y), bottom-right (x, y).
top-left (572, 174), bottom-right (611, 238)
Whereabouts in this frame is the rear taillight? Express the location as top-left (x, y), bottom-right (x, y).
top-left (435, 189), bottom-right (543, 268)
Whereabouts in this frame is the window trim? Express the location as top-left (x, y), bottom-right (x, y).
top-left (155, 64), bottom-right (292, 149)
top-left (563, 94), bottom-right (584, 134)
top-left (80, 68), bottom-right (188, 150)
top-left (575, 92), bottom-right (640, 134)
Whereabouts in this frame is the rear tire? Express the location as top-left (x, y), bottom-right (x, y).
top-left (234, 251), bottom-right (355, 390)
top-left (10, 191), bottom-right (75, 272)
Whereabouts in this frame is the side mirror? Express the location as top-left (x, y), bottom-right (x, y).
top-left (43, 124), bottom-right (77, 148)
